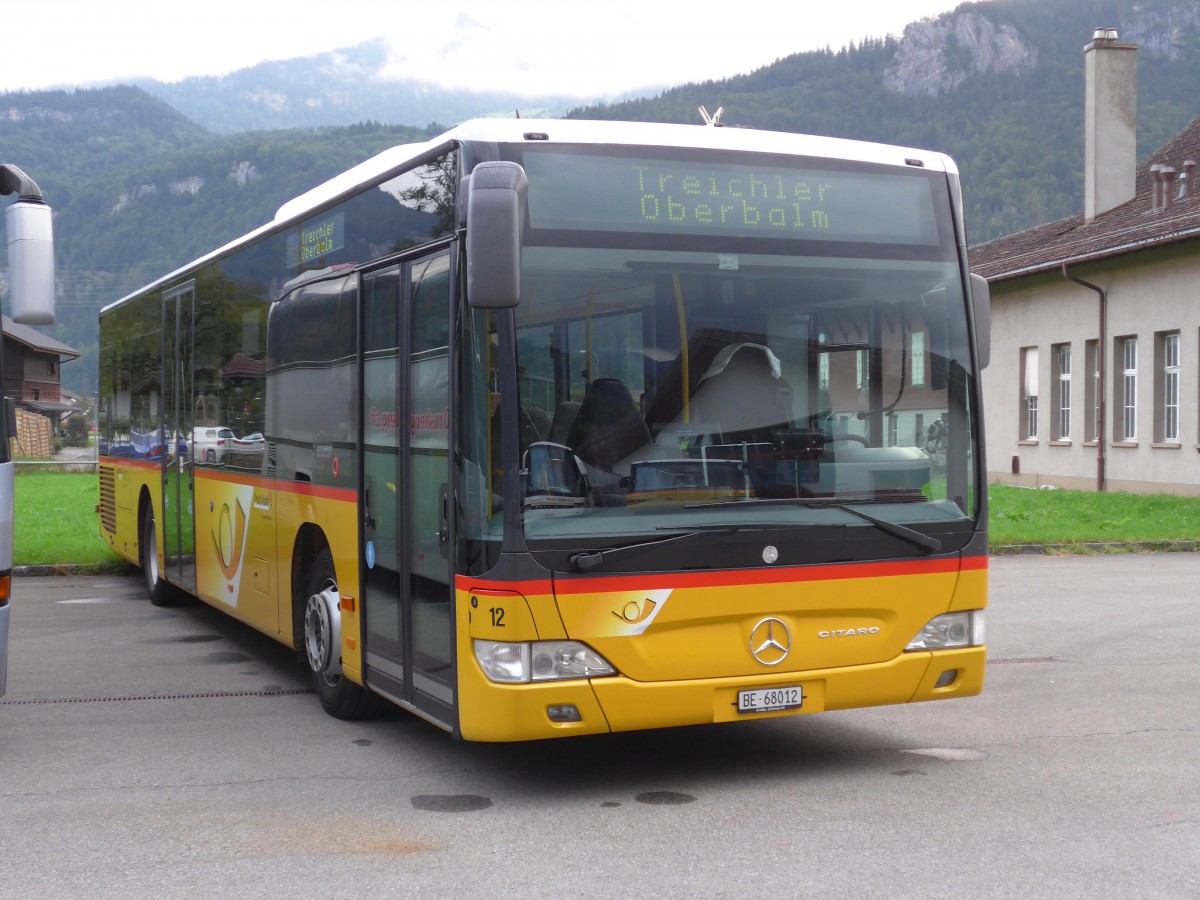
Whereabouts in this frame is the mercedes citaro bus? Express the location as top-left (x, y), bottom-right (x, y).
top-left (98, 118), bottom-right (990, 740)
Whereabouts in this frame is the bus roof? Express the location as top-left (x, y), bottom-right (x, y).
top-left (276, 119), bottom-right (955, 224)
top-left (104, 118), bottom-right (956, 313)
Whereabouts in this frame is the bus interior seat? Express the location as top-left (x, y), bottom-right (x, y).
top-left (526, 406), bottom-right (553, 441)
top-left (548, 401), bottom-right (580, 445)
top-left (566, 378), bottom-right (651, 472)
top-left (493, 404), bottom-right (548, 460)
top-left (692, 342), bottom-right (793, 443)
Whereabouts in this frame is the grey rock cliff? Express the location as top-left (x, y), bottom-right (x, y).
top-left (884, 11), bottom-right (1038, 97)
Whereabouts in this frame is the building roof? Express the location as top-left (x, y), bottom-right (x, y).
top-left (22, 399), bottom-right (76, 415)
top-left (222, 353), bottom-right (265, 378)
top-left (1, 314), bottom-right (80, 358)
top-left (969, 113), bottom-right (1200, 282)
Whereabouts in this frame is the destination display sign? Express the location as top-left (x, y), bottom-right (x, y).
top-left (287, 211), bottom-right (345, 268)
top-left (523, 152), bottom-right (941, 247)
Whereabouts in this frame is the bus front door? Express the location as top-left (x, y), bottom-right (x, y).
top-left (162, 283), bottom-right (196, 592)
top-left (360, 251), bottom-right (455, 727)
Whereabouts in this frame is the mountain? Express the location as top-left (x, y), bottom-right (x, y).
top-left (2, 86), bottom-right (442, 394)
top-left (0, 86), bottom-right (218, 206)
top-left (3, 0), bottom-right (1200, 399)
top-left (131, 38), bottom-right (628, 133)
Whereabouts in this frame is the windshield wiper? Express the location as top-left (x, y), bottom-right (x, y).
top-left (567, 523), bottom-right (786, 572)
top-left (684, 497), bottom-right (943, 554)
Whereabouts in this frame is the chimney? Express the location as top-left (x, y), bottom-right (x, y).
top-left (1161, 167), bottom-right (1177, 210)
top-left (1181, 160), bottom-right (1195, 199)
top-left (1084, 28), bottom-right (1137, 222)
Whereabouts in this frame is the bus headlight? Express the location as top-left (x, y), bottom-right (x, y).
top-left (905, 610), bottom-right (985, 651)
top-left (474, 639), bottom-right (616, 683)
top-left (474, 640), bottom-right (529, 683)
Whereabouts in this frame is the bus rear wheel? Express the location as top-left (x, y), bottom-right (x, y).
top-left (140, 507), bottom-right (177, 607)
top-left (302, 548), bottom-right (387, 720)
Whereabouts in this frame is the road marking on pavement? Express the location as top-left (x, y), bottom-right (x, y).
top-left (903, 748), bottom-right (988, 762)
top-left (0, 688), bottom-right (315, 706)
top-left (57, 597), bottom-right (114, 604)
top-left (990, 656), bottom-right (1056, 664)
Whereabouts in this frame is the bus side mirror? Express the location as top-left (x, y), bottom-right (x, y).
top-left (466, 161), bottom-right (527, 309)
top-left (970, 272), bottom-right (990, 370)
top-left (4, 198), bottom-right (56, 326)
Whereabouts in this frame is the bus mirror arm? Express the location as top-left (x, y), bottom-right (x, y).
top-left (466, 161), bottom-right (528, 309)
top-left (1, 398), bottom-right (13, 446)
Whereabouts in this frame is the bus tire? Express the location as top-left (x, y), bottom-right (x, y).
top-left (302, 547), bottom-right (388, 720)
top-left (140, 506), bottom-right (178, 607)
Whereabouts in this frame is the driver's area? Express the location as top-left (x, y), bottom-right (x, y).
top-left (502, 248), bottom-right (961, 519)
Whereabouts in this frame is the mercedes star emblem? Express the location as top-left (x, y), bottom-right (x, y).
top-left (749, 617), bottom-right (792, 666)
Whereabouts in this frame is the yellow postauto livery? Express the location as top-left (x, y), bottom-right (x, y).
top-left (99, 118), bottom-right (990, 740)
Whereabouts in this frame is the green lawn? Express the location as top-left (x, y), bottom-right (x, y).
top-left (988, 483), bottom-right (1200, 549)
top-left (14, 470), bottom-right (128, 571)
top-left (10, 472), bottom-right (1200, 570)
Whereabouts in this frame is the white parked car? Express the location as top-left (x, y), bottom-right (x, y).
top-left (232, 432), bottom-right (265, 451)
top-left (191, 426), bottom-right (234, 463)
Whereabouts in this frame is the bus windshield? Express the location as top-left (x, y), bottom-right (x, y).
top-left (505, 146), bottom-right (979, 569)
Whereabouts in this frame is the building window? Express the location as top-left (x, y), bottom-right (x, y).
top-left (856, 350), bottom-right (870, 390)
top-left (1052, 343), bottom-right (1071, 440)
top-left (914, 413), bottom-right (924, 447)
top-left (911, 331), bottom-right (926, 387)
top-left (1156, 332), bottom-right (1180, 443)
top-left (1117, 336), bottom-right (1137, 442)
top-left (1020, 346), bottom-right (1039, 440)
top-left (47, 359), bottom-right (57, 376)
top-left (887, 413), bottom-right (898, 447)
top-left (1084, 339), bottom-right (1100, 442)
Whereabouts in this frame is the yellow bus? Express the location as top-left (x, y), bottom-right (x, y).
top-left (98, 119), bottom-right (990, 740)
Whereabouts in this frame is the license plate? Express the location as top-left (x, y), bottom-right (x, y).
top-left (737, 685), bottom-right (804, 714)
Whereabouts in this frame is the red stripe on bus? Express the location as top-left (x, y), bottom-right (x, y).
top-left (193, 469), bottom-right (355, 502)
top-left (457, 553), bottom-right (987, 596)
top-left (191, 469), bottom-right (354, 501)
top-left (100, 458), bottom-right (355, 503)
top-left (99, 456), bottom-right (161, 472)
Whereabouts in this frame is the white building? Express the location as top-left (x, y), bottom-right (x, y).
top-left (970, 30), bottom-right (1200, 494)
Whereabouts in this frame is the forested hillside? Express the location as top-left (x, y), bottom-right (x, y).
top-left (3, 0), bottom-right (1200, 398)
top-left (1, 86), bottom-right (441, 393)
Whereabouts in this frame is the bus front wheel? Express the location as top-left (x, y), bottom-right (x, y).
top-left (302, 548), bottom-right (387, 720)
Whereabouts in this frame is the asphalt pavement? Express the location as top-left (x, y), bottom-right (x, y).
top-left (1, 555), bottom-right (1197, 898)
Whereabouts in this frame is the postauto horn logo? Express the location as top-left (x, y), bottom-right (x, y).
top-left (213, 499), bottom-right (247, 588)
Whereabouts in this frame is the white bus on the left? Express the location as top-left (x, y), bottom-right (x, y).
top-left (0, 163), bottom-right (57, 697)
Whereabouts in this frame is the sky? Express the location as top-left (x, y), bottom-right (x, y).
top-left (4, 0), bottom-right (969, 98)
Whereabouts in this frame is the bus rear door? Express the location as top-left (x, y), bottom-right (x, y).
top-left (162, 282), bottom-right (196, 593)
